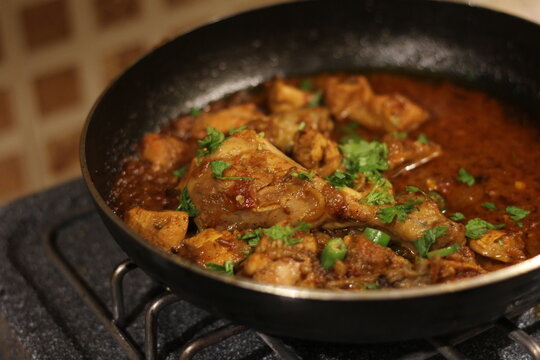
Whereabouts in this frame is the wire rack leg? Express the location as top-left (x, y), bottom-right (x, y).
top-left (145, 292), bottom-right (181, 360)
top-left (497, 317), bottom-right (540, 360)
top-left (177, 324), bottom-right (247, 360)
top-left (111, 259), bottom-right (138, 327)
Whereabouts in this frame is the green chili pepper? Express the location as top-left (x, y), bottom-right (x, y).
top-left (320, 238), bottom-right (347, 269)
top-left (427, 243), bottom-right (461, 259)
top-left (363, 227), bottom-right (391, 247)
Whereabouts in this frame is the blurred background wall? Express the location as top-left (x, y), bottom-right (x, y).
top-left (0, 0), bottom-right (538, 204)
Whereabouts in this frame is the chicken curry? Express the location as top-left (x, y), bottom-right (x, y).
top-left (109, 73), bottom-right (540, 290)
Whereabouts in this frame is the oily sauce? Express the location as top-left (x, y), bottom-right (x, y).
top-left (110, 73), bottom-right (540, 271)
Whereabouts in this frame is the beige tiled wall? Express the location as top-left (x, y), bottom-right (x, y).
top-left (0, 0), bottom-right (538, 204)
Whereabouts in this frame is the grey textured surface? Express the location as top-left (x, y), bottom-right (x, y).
top-left (0, 178), bottom-right (538, 359)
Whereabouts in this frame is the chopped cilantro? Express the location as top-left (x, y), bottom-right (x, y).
top-left (392, 132), bottom-right (408, 139)
top-left (229, 126), bottom-right (248, 135)
top-left (361, 283), bottom-right (380, 290)
top-left (417, 133), bottom-right (429, 144)
top-left (291, 170), bottom-right (314, 181)
top-left (517, 222), bottom-right (524, 228)
top-left (176, 188), bottom-right (199, 217)
top-left (362, 177), bottom-right (395, 205)
top-left (205, 260), bottom-right (234, 275)
top-left (482, 202), bottom-right (497, 211)
top-left (325, 171), bottom-right (356, 189)
top-left (298, 121), bottom-right (306, 130)
top-left (190, 107), bottom-right (202, 116)
top-left (506, 206), bottom-right (530, 222)
top-left (210, 160), bottom-right (253, 181)
top-left (197, 127), bottom-right (225, 158)
top-left (498, 239), bottom-right (504, 246)
top-left (450, 212), bottom-right (466, 221)
top-left (339, 137), bottom-right (389, 181)
top-left (308, 90), bottom-right (323, 108)
top-left (457, 168), bottom-right (475, 186)
top-left (465, 218), bottom-right (505, 239)
top-left (264, 222), bottom-right (311, 246)
top-left (258, 132), bottom-right (265, 137)
top-left (376, 199), bottom-right (423, 224)
top-left (238, 229), bottom-right (263, 247)
top-left (427, 243), bottom-right (460, 259)
top-left (172, 166), bottom-right (186, 178)
top-left (298, 79), bottom-right (314, 91)
top-left (414, 226), bottom-right (448, 258)
top-left (339, 122), bottom-right (361, 143)
top-left (405, 185), bottom-right (422, 194)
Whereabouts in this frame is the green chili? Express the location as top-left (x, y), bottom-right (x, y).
top-left (363, 227), bottom-right (391, 247)
top-left (320, 238), bottom-right (347, 269)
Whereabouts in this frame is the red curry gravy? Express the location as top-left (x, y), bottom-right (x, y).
top-left (110, 72), bottom-right (540, 274)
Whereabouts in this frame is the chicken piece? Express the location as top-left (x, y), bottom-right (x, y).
top-left (382, 133), bottom-right (442, 176)
top-left (191, 103), bottom-right (265, 139)
top-left (182, 129), bottom-right (466, 249)
top-left (177, 228), bottom-right (249, 266)
top-left (183, 129), bottom-right (337, 230)
top-left (324, 76), bottom-right (429, 132)
top-left (469, 230), bottom-right (526, 263)
top-left (125, 207), bottom-right (189, 251)
top-left (238, 232), bottom-right (320, 287)
top-left (341, 235), bottom-right (421, 287)
top-left (257, 107), bottom-right (334, 153)
top-left (292, 129), bottom-right (343, 177)
top-left (141, 133), bottom-right (189, 171)
top-left (267, 79), bottom-right (310, 113)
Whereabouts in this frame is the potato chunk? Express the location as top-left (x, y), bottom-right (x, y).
top-left (125, 207), bottom-right (189, 251)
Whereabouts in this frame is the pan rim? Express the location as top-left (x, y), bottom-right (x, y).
top-left (80, 0), bottom-right (540, 302)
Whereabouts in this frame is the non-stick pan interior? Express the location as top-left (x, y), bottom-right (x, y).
top-left (84, 0), bottom-right (540, 199)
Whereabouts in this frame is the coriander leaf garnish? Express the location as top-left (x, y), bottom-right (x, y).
top-left (325, 171), bottom-right (356, 189)
top-left (197, 127), bottom-right (225, 159)
top-left (298, 79), bottom-right (314, 91)
top-left (264, 222), bottom-right (311, 246)
top-left (172, 166), bottom-right (186, 178)
top-left (482, 202), bottom-right (497, 211)
top-left (417, 133), bottom-right (429, 144)
top-left (465, 218), bottom-right (505, 239)
top-left (376, 199), bottom-right (423, 224)
top-left (506, 206), bottom-right (530, 222)
top-left (298, 121), bottom-right (306, 130)
top-left (177, 188), bottom-right (199, 217)
top-left (414, 226), bottom-right (448, 258)
top-left (308, 90), bottom-right (323, 108)
top-left (457, 168), bottom-right (475, 186)
top-left (361, 283), bottom-right (380, 290)
top-left (190, 107), bottom-right (202, 116)
top-left (205, 260), bottom-right (234, 275)
top-left (229, 125), bottom-right (248, 135)
top-left (238, 229), bottom-right (263, 247)
top-left (291, 170), bottom-right (314, 181)
top-left (339, 122), bottom-right (361, 143)
top-left (339, 137), bottom-right (389, 181)
top-left (362, 177), bottom-right (395, 205)
top-left (210, 160), bottom-right (253, 181)
top-left (405, 185), bottom-right (422, 194)
top-left (392, 132), bottom-right (407, 139)
top-left (450, 212), bottom-right (466, 221)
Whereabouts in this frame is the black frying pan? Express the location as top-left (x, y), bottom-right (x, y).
top-left (81, 0), bottom-right (540, 342)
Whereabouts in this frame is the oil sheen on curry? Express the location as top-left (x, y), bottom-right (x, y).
top-left (109, 73), bottom-right (540, 290)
